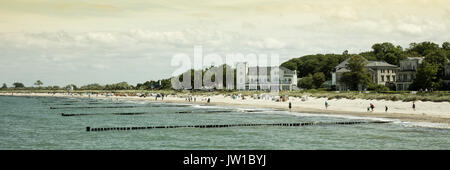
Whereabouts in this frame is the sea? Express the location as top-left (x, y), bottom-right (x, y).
top-left (0, 95), bottom-right (449, 149)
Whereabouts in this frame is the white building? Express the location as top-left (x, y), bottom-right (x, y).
top-left (237, 62), bottom-right (298, 91)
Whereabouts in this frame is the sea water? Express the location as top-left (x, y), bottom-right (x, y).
top-left (0, 95), bottom-right (448, 149)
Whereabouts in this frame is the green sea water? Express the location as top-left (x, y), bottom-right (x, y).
top-left (0, 95), bottom-right (448, 149)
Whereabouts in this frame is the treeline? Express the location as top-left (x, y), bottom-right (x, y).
top-left (0, 80), bottom-right (172, 91)
top-left (281, 41), bottom-right (450, 90)
top-left (169, 64), bottom-right (236, 90)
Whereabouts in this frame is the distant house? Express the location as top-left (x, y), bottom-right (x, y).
top-left (331, 58), bottom-right (399, 91)
top-left (395, 57), bottom-right (424, 91)
top-left (237, 62), bottom-right (298, 91)
top-left (366, 61), bottom-right (400, 86)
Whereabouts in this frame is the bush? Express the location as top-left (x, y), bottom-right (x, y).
top-left (367, 84), bottom-right (389, 92)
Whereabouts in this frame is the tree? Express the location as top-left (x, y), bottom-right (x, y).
top-left (371, 42), bottom-right (405, 65)
top-left (13, 82), bottom-right (25, 88)
top-left (424, 49), bottom-right (448, 80)
top-left (418, 49), bottom-right (449, 90)
top-left (34, 80), bottom-right (43, 88)
top-left (65, 84), bottom-right (77, 90)
top-left (280, 61), bottom-right (297, 72)
top-left (80, 83), bottom-right (104, 90)
top-left (443, 42), bottom-right (450, 61)
top-left (104, 82), bottom-right (131, 90)
top-left (281, 54), bottom-right (348, 80)
top-left (407, 42), bottom-right (440, 57)
top-left (312, 72), bottom-right (326, 88)
top-left (343, 50), bottom-right (349, 55)
top-left (340, 55), bottom-right (372, 90)
top-left (51, 86), bottom-right (60, 90)
top-left (367, 84), bottom-right (389, 92)
top-left (298, 74), bottom-right (314, 89)
top-left (1, 83), bottom-right (7, 89)
top-left (443, 42), bottom-right (450, 50)
top-left (160, 79), bottom-right (172, 89)
top-left (409, 61), bottom-right (440, 90)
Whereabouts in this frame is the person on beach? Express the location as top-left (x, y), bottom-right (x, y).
top-left (370, 103), bottom-right (374, 112)
top-left (385, 105), bottom-right (388, 112)
top-left (207, 98), bottom-right (211, 103)
top-left (367, 106), bottom-right (370, 112)
top-left (413, 102), bottom-right (416, 111)
top-left (325, 101), bottom-right (329, 109)
top-left (289, 102), bottom-right (292, 111)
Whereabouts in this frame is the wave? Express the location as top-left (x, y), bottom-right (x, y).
top-left (274, 110), bottom-right (450, 129)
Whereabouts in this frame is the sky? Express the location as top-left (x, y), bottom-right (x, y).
top-left (0, 0), bottom-right (449, 87)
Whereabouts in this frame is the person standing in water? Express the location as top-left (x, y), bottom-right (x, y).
top-left (385, 105), bottom-right (388, 112)
top-left (289, 102), bottom-right (292, 111)
top-left (412, 102), bottom-right (416, 111)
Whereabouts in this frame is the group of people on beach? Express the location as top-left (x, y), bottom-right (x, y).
top-left (186, 96), bottom-right (196, 102)
top-left (367, 103), bottom-right (375, 112)
top-left (155, 93), bottom-right (164, 101)
top-left (289, 100), bottom-right (417, 113)
top-left (185, 96), bottom-right (211, 103)
top-left (365, 102), bottom-right (416, 112)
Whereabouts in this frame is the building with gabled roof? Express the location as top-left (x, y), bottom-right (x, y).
top-left (331, 58), bottom-right (399, 91)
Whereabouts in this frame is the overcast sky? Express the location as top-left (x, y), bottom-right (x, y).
top-left (0, 0), bottom-right (449, 86)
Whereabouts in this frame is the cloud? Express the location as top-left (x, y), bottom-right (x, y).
top-left (397, 23), bottom-right (423, 35)
top-left (0, 0), bottom-right (449, 86)
top-left (246, 38), bottom-right (286, 49)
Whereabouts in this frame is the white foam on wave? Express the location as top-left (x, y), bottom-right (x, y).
top-left (191, 104), bottom-right (232, 109)
top-left (163, 103), bottom-right (192, 106)
top-left (274, 110), bottom-right (450, 129)
top-left (236, 107), bottom-right (274, 112)
top-left (127, 100), bottom-right (149, 105)
top-left (392, 121), bottom-right (450, 129)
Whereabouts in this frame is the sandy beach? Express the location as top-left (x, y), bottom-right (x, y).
top-left (2, 92), bottom-right (450, 127)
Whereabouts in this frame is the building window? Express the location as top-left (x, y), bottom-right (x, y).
top-left (381, 75), bottom-right (384, 82)
top-left (386, 75), bottom-right (390, 82)
top-left (393, 76), bottom-right (396, 81)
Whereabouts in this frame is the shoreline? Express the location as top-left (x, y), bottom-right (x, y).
top-left (2, 92), bottom-right (450, 128)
